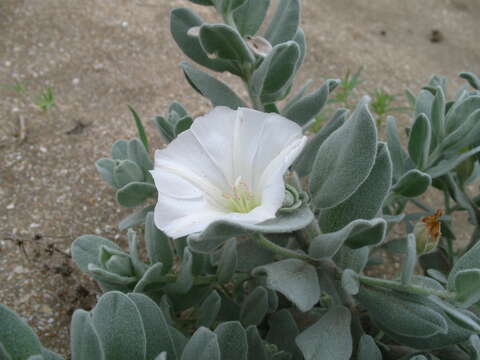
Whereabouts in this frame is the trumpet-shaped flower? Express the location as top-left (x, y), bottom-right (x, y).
top-left (151, 107), bottom-right (307, 239)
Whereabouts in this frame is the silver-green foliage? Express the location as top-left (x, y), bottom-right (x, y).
top-left (3, 0), bottom-right (480, 359)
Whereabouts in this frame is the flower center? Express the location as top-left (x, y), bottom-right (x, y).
top-left (223, 176), bottom-right (260, 213)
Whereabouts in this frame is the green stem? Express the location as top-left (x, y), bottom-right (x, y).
top-left (410, 198), bottom-right (433, 213)
top-left (358, 275), bottom-right (454, 300)
top-left (255, 233), bottom-right (330, 268)
top-left (162, 273), bottom-right (249, 286)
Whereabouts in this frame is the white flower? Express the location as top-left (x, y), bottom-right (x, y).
top-left (151, 107), bottom-right (307, 239)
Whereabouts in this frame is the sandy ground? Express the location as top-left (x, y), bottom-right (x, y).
top-left (1, 0), bottom-right (480, 356)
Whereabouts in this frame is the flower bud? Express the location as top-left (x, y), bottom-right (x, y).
top-left (414, 209), bottom-right (444, 254)
top-left (105, 255), bottom-right (134, 277)
top-left (99, 246), bottom-right (134, 277)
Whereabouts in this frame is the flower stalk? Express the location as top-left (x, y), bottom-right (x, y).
top-left (358, 275), bottom-right (454, 300)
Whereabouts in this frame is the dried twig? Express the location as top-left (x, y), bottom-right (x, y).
top-left (18, 115), bottom-right (27, 144)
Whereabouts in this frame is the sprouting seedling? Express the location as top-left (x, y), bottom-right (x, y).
top-left (34, 87), bottom-right (55, 111)
top-left (370, 88), bottom-right (411, 127)
top-left (370, 89), bottom-right (396, 116)
top-left (1, 82), bottom-right (26, 94)
top-left (329, 67), bottom-right (363, 107)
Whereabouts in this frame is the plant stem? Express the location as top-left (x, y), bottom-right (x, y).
top-left (255, 233), bottom-right (318, 264)
top-left (162, 273), bottom-right (249, 286)
top-left (358, 275), bottom-right (454, 300)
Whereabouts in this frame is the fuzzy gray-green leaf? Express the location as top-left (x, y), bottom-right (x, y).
top-left (91, 292), bottom-right (146, 360)
top-left (253, 258), bottom-right (320, 312)
top-left (310, 97), bottom-right (377, 209)
top-left (283, 79), bottom-right (339, 126)
top-left (319, 143), bottom-right (392, 232)
top-left (264, 0), bottom-right (300, 46)
top-left (392, 169), bottom-right (431, 198)
top-left (181, 62), bottom-right (246, 109)
top-left (295, 306), bottom-right (352, 360)
top-left (239, 286), bottom-right (269, 326)
top-left (145, 212), bottom-right (173, 273)
top-left (0, 304), bottom-right (42, 360)
top-left (408, 113), bottom-right (431, 170)
top-left (233, 0), bottom-right (269, 36)
top-left (116, 182), bottom-right (157, 208)
top-left (71, 310), bottom-right (104, 360)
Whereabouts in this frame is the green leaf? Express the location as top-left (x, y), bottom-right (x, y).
top-left (133, 262), bottom-right (164, 293)
top-left (199, 24), bottom-right (254, 64)
top-left (446, 95), bottom-right (480, 133)
top-left (0, 345), bottom-right (12, 360)
top-left (309, 218), bottom-right (386, 258)
top-left (215, 322), bottom-right (248, 360)
top-left (294, 108), bottom-right (347, 177)
top-left (71, 235), bottom-right (121, 274)
top-left (0, 304), bottom-right (42, 360)
top-left (88, 264), bottom-right (137, 291)
top-left (246, 326), bottom-right (268, 360)
top-left (356, 287), bottom-right (448, 338)
top-left (119, 205), bottom-right (155, 231)
top-left (460, 71), bottom-right (480, 90)
top-left (266, 310), bottom-right (301, 358)
top-left (392, 169), bottom-right (432, 198)
top-left (236, 238), bottom-right (275, 272)
top-left (96, 158), bottom-right (117, 187)
top-left (197, 290), bottom-right (222, 328)
top-left (427, 145), bottom-right (480, 178)
top-left (112, 139), bottom-right (128, 160)
top-left (453, 269), bottom-right (480, 308)
top-left (293, 27), bottom-right (306, 69)
top-left (181, 327), bottom-right (220, 360)
top-left (233, 0), bottom-right (269, 36)
top-left (430, 86), bottom-right (446, 146)
top-left (319, 143), bottom-right (392, 232)
top-left (113, 160), bottom-right (144, 188)
top-left (127, 138), bottom-right (153, 171)
top-left (357, 335), bottom-right (382, 360)
top-left (239, 286), bottom-right (269, 326)
top-left (188, 205), bottom-right (314, 253)
top-left (310, 97), bottom-right (377, 209)
top-left (181, 62), bottom-right (246, 109)
top-left (341, 269), bottom-right (360, 295)
top-left (295, 306), bottom-right (352, 360)
top-left (216, 238), bottom-right (238, 283)
top-left (334, 247), bottom-right (369, 273)
top-left (70, 310), bottom-right (104, 360)
top-left (415, 89), bottom-right (434, 121)
top-left (91, 292), bottom-right (146, 360)
top-left (128, 105), bottom-right (149, 152)
top-left (441, 109), bottom-right (480, 151)
top-left (408, 113), bottom-right (431, 170)
top-left (386, 116), bottom-right (408, 180)
top-left (250, 41), bottom-right (300, 103)
top-left (264, 0), bottom-right (300, 46)
top-left (145, 212), bottom-right (173, 273)
top-left (170, 7), bottom-right (239, 75)
top-left (428, 296), bottom-right (480, 333)
top-left (253, 259), bottom-right (320, 312)
top-left (402, 234), bottom-right (417, 285)
top-left (127, 293), bottom-right (178, 360)
top-left (116, 182), bottom-right (156, 208)
top-left (164, 248), bottom-right (194, 294)
top-left (128, 229), bottom-right (148, 277)
top-left (283, 79), bottom-right (339, 126)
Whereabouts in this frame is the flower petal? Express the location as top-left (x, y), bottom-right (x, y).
top-left (151, 170), bottom-right (224, 238)
top-left (232, 108), bottom-right (304, 191)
